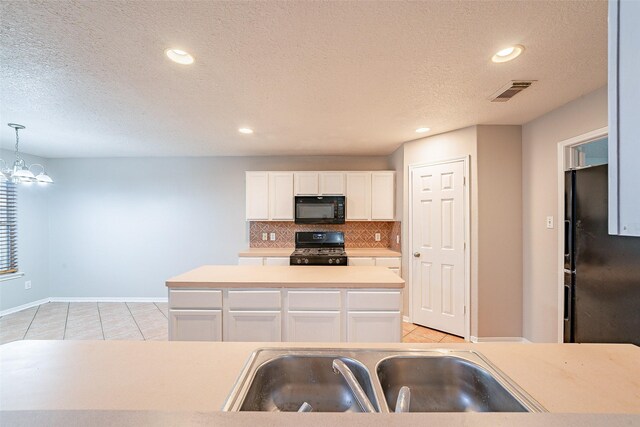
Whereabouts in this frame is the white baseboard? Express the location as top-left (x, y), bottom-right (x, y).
top-left (1, 297), bottom-right (168, 316)
top-left (470, 336), bottom-right (531, 343)
top-left (402, 315), bottom-right (411, 323)
top-left (0, 298), bottom-right (51, 317)
top-left (49, 297), bottom-right (168, 303)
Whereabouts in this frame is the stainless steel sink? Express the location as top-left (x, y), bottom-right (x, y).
top-left (223, 348), bottom-right (545, 413)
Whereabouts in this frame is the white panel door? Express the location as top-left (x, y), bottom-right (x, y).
top-left (371, 172), bottom-right (395, 220)
top-left (347, 311), bottom-right (401, 342)
top-left (169, 309), bottom-right (222, 341)
top-left (286, 311), bottom-right (342, 342)
top-left (269, 172), bottom-right (294, 220)
top-left (320, 172), bottom-right (345, 195)
top-left (226, 311), bottom-right (282, 341)
top-left (410, 160), bottom-right (466, 336)
top-left (346, 172), bottom-right (371, 220)
top-left (294, 172), bottom-right (319, 195)
top-left (245, 172), bottom-right (269, 220)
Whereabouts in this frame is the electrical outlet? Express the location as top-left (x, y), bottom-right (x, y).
top-left (396, 235), bottom-right (400, 244)
top-left (270, 232), bottom-right (276, 241)
top-left (546, 216), bottom-right (554, 229)
top-left (375, 233), bottom-right (381, 242)
top-left (25, 281), bottom-right (31, 290)
top-left (262, 233), bottom-right (268, 241)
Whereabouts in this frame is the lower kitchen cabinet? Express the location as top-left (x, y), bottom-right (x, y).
top-left (169, 309), bottom-right (222, 341)
top-left (347, 311), bottom-right (401, 342)
top-left (226, 311), bottom-right (282, 342)
top-left (286, 311), bottom-right (342, 342)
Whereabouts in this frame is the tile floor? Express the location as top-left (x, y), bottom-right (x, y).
top-left (0, 302), bottom-right (464, 345)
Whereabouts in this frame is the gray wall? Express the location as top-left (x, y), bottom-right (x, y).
top-left (46, 156), bottom-right (391, 299)
top-left (521, 86), bottom-right (608, 342)
top-left (0, 150), bottom-right (50, 311)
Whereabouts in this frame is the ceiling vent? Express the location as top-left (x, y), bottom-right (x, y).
top-left (489, 80), bottom-right (536, 102)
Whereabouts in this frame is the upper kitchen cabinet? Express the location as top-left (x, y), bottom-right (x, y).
top-left (609, 0), bottom-right (640, 236)
top-left (294, 172), bottom-right (319, 195)
top-left (320, 172), bottom-right (345, 195)
top-left (246, 172), bottom-right (294, 221)
top-left (269, 172), bottom-right (294, 220)
top-left (346, 172), bottom-right (371, 220)
top-left (371, 172), bottom-right (395, 220)
top-left (245, 172), bottom-right (269, 220)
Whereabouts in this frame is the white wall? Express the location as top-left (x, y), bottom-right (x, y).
top-left (0, 150), bottom-right (50, 311)
top-left (522, 86), bottom-right (608, 342)
top-left (46, 156), bottom-right (390, 299)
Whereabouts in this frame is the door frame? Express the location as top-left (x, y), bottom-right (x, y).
top-left (408, 156), bottom-right (471, 340)
top-left (555, 126), bottom-right (608, 343)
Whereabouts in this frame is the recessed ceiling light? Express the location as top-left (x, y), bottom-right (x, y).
top-left (491, 45), bottom-right (524, 63)
top-left (165, 48), bottom-right (194, 65)
top-left (415, 127), bottom-right (430, 133)
top-left (238, 128), bottom-right (254, 134)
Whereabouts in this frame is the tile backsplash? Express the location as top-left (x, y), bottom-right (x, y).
top-left (250, 221), bottom-right (402, 249)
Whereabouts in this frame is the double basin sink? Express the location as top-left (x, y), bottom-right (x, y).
top-left (223, 348), bottom-right (545, 413)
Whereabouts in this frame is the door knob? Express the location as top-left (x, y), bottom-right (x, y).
top-left (413, 252), bottom-right (421, 258)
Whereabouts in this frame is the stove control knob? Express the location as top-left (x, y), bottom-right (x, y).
top-left (304, 259), bottom-right (309, 264)
top-left (296, 259), bottom-right (302, 264)
top-left (329, 258), bottom-right (334, 264)
top-left (335, 259), bottom-right (341, 264)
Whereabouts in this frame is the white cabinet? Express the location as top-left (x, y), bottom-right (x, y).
top-left (348, 257), bottom-right (375, 266)
top-left (245, 172), bottom-right (269, 220)
top-left (294, 172), bottom-right (319, 195)
top-left (347, 311), bottom-right (401, 343)
top-left (238, 257), bottom-right (264, 266)
top-left (346, 172), bottom-right (371, 220)
top-left (371, 172), bottom-right (395, 220)
top-left (320, 172), bottom-right (345, 195)
top-left (348, 256), bottom-right (401, 277)
top-left (226, 311), bottom-right (282, 342)
top-left (609, 0), bottom-right (640, 236)
top-left (269, 172), bottom-right (294, 220)
top-left (264, 257), bottom-right (290, 266)
top-left (169, 309), bottom-right (222, 341)
top-left (287, 311), bottom-right (342, 342)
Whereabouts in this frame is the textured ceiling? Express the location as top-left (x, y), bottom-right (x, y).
top-left (0, 1), bottom-right (607, 158)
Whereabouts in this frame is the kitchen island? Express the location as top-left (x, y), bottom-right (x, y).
top-left (166, 265), bottom-right (405, 342)
top-left (0, 340), bottom-right (638, 426)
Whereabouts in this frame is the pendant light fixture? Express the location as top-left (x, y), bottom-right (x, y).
top-left (1, 123), bottom-right (53, 184)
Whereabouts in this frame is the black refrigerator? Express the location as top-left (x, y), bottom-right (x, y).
top-left (564, 164), bottom-right (640, 345)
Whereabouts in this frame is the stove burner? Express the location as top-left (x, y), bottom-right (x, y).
top-left (290, 232), bottom-right (348, 266)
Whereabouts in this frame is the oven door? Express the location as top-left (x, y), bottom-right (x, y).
top-left (295, 196), bottom-right (345, 224)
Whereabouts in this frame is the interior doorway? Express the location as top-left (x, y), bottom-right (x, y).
top-left (409, 158), bottom-right (469, 338)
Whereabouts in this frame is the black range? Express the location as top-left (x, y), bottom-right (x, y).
top-left (290, 231), bottom-right (348, 266)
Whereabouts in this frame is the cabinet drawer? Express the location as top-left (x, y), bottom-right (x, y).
top-left (227, 290), bottom-right (281, 310)
top-left (348, 291), bottom-right (401, 311)
top-left (238, 257), bottom-right (264, 266)
top-left (288, 290), bottom-right (341, 310)
top-left (348, 257), bottom-right (375, 266)
top-left (264, 257), bottom-right (290, 266)
top-left (375, 257), bottom-right (401, 268)
top-left (169, 289), bottom-right (222, 309)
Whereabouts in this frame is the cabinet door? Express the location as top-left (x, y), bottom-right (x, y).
top-left (347, 311), bottom-right (401, 343)
top-left (371, 172), bottom-right (395, 220)
top-left (609, 0), bottom-right (640, 236)
top-left (348, 257), bottom-right (375, 266)
top-left (269, 172), bottom-right (294, 220)
top-left (264, 257), bottom-right (290, 266)
top-left (238, 257), bottom-right (264, 266)
top-left (286, 311), bottom-right (342, 342)
top-left (320, 172), bottom-right (345, 195)
top-left (346, 172), bottom-right (371, 220)
top-left (226, 311), bottom-right (282, 342)
top-left (294, 172), bottom-right (319, 195)
top-left (169, 309), bottom-right (222, 341)
top-left (245, 172), bottom-right (269, 220)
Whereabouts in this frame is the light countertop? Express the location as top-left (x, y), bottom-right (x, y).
top-left (166, 265), bottom-right (405, 288)
top-left (238, 247), bottom-right (402, 257)
top-left (1, 341), bottom-right (638, 414)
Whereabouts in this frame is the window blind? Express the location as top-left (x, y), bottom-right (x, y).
top-left (0, 182), bottom-right (18, 275)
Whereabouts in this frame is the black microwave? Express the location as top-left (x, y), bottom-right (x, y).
top-left (295, 196), bottom-right (346, 224)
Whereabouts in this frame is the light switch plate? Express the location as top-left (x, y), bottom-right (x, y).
top-left (270, 232), bottom-right (276, 241)
top-left (375, 233), bottom-right (381, 242)
top-left (546, 216), bottom-right (554, 229)
top-left (25, 281), bottom-right (31, 290)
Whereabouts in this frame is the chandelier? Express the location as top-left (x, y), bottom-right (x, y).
top-left (1, 123), bottom-right (53, 184)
